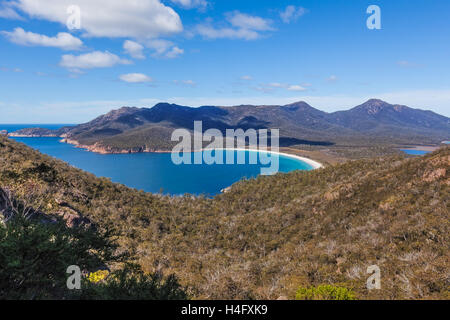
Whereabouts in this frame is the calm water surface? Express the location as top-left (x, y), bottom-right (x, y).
top-left (401, 149), bottom-right (430, 155)
top-left (2, 124), bottom-right (314, 195)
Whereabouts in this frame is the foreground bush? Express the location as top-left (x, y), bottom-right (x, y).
top-left (0, 216), bottom-right (187, 300)
top-left (80, 264), bottom-right (188, 300)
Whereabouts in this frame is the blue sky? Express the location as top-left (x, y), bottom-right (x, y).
top-left (1, 0), bottom-right (450, 123)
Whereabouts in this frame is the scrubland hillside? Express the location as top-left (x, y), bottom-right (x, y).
top-left (0, 135), bottom-right (448, 299)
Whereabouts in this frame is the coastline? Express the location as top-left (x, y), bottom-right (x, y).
top-left (9, 135), bottom-right (323, 169)
top-left (204, 148), bottom-right (323, 169)
top-left (8, 134), bottom-right (58, 138)
top-left (399, 145), bottom-right (440, 152)
top-left (60, 138), bottom-right (323, 169)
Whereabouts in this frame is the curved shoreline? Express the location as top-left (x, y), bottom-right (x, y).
top-left (16, 136), bottom-right (324, 170)
top-left (202, 148), bottom-right (323, 169)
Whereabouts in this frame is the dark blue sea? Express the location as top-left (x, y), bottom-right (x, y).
top-left (1, 124), bottom-right (314, 196)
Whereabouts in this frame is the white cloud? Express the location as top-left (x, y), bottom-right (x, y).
top-left (170, 0), bottom-right (208, 10)
top-left (196, 11), bottom-right (273, 40)
top-left (227, 11), bottom-right (273, 31)
top-left (196, 25), bottom-right (260, 40)
top-left (146, 39), bottom-right (174, 55)
top-left (254, 86), bottom-right (274, 93)
top-left (174, 79), bottom-right (196, 87)
top-left (145, 39), bottom-right (184, 58)
top-left (257, 82), bottom-right (308, 92)
top-left (280, 5), bottom-right (307, 24)
top-left (182, 80), bottom-right (195, 86)
top-left (60, 51), bottom-right (131, 69)
top-left (0, 5), bottom-right (23, 20)
top-left (123, 40), bottom-right (145, 59)
top-left (240, 75), bottom-right (252, 80)
top-left (327, 75), bottom-right (338, 82)
top-left (165, 46), bottom-right (184, 58)
top-left (1, 67), bottom-right (24, 72)
top-left (12, 0), bottom-right (183, 38)
top-left (2, 27), bottom-right (83, 50)
top-left (119, 73), bottom-right (152, 83)
top-left (268, 82), bottom-right (286, 88)
top-left (287, 85), bottom-right (307, 91)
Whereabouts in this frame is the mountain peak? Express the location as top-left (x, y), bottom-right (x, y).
top-left (284, 101), bottom-right (313, 108)
top-left (153, 102), bottom-right (172, 108)
top-left (354, 99), bottom-right (393, 115)
top-left (11, 99), bottom-right (450, 148)
top-left (282, 101), bottom-right (326, 116)
top-left (152, 102), bottom-right (187, 111)
top-left (364, 98), bottom-right (388, 105)
top-left (93, 106), bottom-right (138, 120)
top-left (108, 106), bottom-right (138, 114)
top-left (356, 99), bottom-right (414, 115)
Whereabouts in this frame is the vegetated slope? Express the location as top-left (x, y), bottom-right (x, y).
top-left (11, 99), bottom-right (450, 153)
top-left (327, 99), bottom-right (450, 138)
top-left (0, 135), bottom-right (448, 299)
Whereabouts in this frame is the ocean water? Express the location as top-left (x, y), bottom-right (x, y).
top-left (3, 125), bottom-right (314, 195)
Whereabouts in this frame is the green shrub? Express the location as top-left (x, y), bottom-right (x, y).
top-left (80, 263), bottom-right (188, 300)
top-left (0, 216), bottom-right (120, 300)
top-left (0, 216), bottom-right (187, 300)
top-left (295, 285), bottom-right (357, 300)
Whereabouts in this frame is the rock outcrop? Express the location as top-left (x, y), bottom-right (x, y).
top-left (0, 187), bottom-right (52, 224)
top-left (0, 187), bottom-right (92, 228)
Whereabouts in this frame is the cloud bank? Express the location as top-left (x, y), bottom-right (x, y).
top-left (12, 0), bottom-right (183, 38)
top-left (2, 27), bottom-right (83, 50)
top-left (60, 51), bottom-right (131, 69)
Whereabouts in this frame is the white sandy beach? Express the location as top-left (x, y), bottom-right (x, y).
top-left (203, 148), bottom-right (323, 169)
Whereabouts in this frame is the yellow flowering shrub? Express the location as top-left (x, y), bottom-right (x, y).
top-left (88, 270), bottom-right (109, 283)
top-left (295, 285), bottom-right (357, 300)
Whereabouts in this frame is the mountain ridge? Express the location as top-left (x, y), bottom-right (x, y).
top-left (9, 99), bottom-right (450, 154)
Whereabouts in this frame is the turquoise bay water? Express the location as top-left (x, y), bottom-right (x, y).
top-left (3, 125), bottom-right (313, 195)
top-left (401, 149), bottom-right (430, 155)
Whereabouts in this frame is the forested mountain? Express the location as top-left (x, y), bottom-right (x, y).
top-left (10, 99), bottom-right (450, 153)
top-left (327, 99), bottom-right (450, 137)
